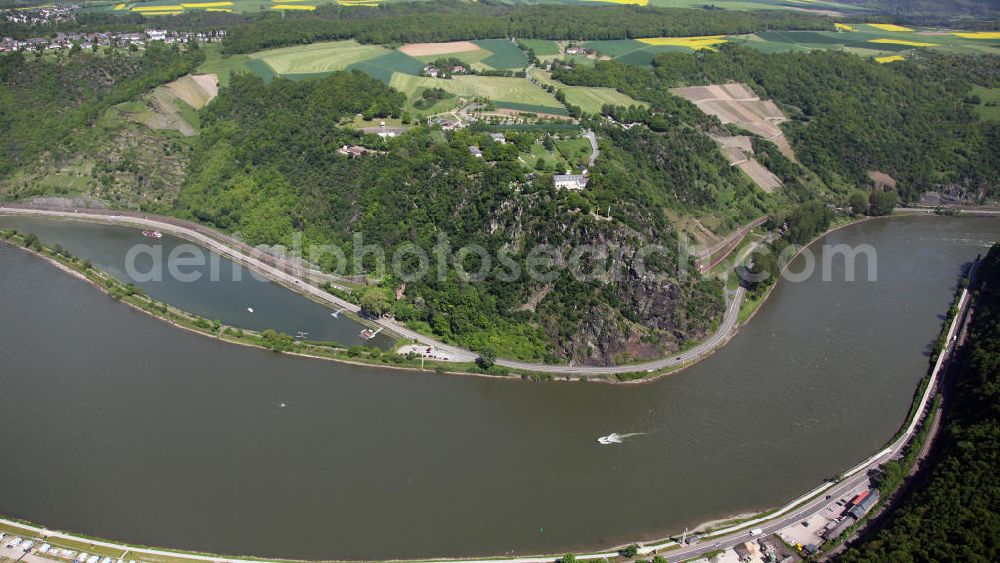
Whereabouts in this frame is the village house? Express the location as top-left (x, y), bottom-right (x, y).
top-left (553, 174), bottom-right (589, 190)
top-left (488, 132), bottom-right (506, 144)
top-left (468, 146), bottom-right (483, 158)
top-left (337, 145), bottom-right (372, 158)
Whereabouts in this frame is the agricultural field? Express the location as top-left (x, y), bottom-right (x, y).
top-left (575, 0), bottom-right (864, 12)
top-left (582, 37), bottom-right (726, 66)
top-left (195, 44), bottom-right (251, 86)
top-left (583, 24), bottom-right (1000, 65)
top-left (117, 73), bottom-right (217, 136)
top-left (969, 86), bottom-right (1000, 122)
top-left (107, 0), bottom-right (348, 15)
top-left (732, 24), bottom-right (1000, 57)
top-left (519, 39), bottom-right (561, 57)
top-left (401, 41), bottom-right (497, 71)
top-left (671, 83), bottom-right (795, 159)
top-left (472, 39), bottom-right (531, 69)
top-left (248, 40), bottom-right (390, 75)
top-left (562, 85), bottom-right (646, 113)
top-left (389, 73), bottom-right (565, 115)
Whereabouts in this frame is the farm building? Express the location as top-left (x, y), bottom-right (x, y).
top-left (554, 174), bottom-right (589, 190)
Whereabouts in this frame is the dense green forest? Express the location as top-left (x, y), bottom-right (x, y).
top-left (219, 2), bottom-right (831, 54)
top-left (555, 48), bottom-right (1000, 202)
top-left (0, 43), bottom-right (204, 180)
top-left (841, 0), bottom-right (1000, 20)
top-left (175, 71), bottom-right (737, 363)
top-left (839, 244), bottom-right (1000, 562)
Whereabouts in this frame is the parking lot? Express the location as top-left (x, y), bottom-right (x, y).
top-left (776, 480), bottom-right (871, 548)
top-left (0, 531), bottom-right (135, 563)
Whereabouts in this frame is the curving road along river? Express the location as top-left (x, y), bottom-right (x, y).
top-left (0, 206), bottom-right (745, 374)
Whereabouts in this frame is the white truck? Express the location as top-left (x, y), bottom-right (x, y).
top-left (749, 528), bottom-right (764, 537)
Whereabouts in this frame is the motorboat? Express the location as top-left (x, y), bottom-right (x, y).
top-left (597, 433), bottom-right (623, 445)
top-left (141, 230), bottom-right (163, 240)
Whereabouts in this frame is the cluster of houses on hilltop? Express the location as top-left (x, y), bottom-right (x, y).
top-left (0, 29), bottom-right (226, 53)
top-left (3, 5), bottom-right (76, 25)
top-left (564, 45), bottom-right (594, 56)
top-left (420, 64), bottom-right (467, 79)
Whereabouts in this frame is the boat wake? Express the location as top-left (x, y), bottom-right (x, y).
top-left (597, 432), bottom-right (646, 445)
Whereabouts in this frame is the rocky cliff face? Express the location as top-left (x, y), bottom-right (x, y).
top-left (520, 215), bottom-right (724, 366)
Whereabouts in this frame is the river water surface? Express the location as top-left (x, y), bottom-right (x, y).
top-left (0, 215), bottom-right (996, 559)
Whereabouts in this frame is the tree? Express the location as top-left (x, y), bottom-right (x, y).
top-left (848, 191), bottom-right (869, 216)
top-left (476, 347), bottom-right (496, 370)
top-left (620, 545), bottom-right (639, 558)
top-left (359, 287), bottom-right (391, 317)
top-left (869, 191), bottom-right (898, 216)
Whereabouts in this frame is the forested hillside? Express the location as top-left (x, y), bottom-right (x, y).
top-left (555, 48), bottom-right (1000, 202)
top-left (839, 245), bottom-right (1000, 562)
top-left (0, 43), bottom-right (203, 180)
top-left (175, 71), bottom-right (740, 363)
top-left (221, 2), bottom-right (831, 54)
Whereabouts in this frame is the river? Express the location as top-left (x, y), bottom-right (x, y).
top-left (0, 216), bottom-right (392, 349)
top-left (0, 215), bottom-right (996, 560)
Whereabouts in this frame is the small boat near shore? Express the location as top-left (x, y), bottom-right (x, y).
top-left (359, 327), bottom-right (384, 340)
top-left (597, 433), bottom-right (623, 445)
top-left (141, 229), bottom-right (163, 240)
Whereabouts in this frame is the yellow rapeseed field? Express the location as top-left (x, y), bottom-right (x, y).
top-left (113, 3), bottom-right (127, 10)
top-left (206, 7), bottom-right (232, 11)
top-left (834, 23), bottom-right (857, 31)
top-left (271, 4), bottom-right (317, 9)
top-left (952, 32), bottom-right (1000, 39)
top-left (132, 5), bottom-right (184, 11)
top-left (875, 55), bottom-right (904, 63)
top-left (868, 38), bottom-right (939, 47)
top-left (868, 24), bottom-right (913, 32)
top-left (638, 36), bottom-right (728, 50)
top-left (180, 2), bottom-right (233, 7)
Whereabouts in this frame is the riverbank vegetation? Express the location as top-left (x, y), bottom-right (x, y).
top-left (840, 244), bottom-right (1000, 561)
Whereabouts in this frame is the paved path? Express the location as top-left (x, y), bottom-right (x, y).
top-left (0, 206), bottom-right (745, 375)
top-left (584, 129), bottom-right (599, 169)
